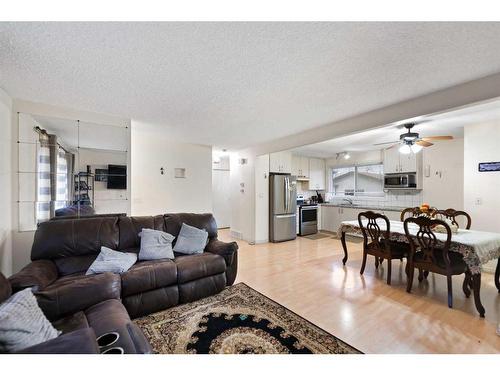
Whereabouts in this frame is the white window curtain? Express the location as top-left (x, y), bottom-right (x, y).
top-left (55, 147), bottom-right (69, 210)
top-left (36, 135), bottom-right (51, 223)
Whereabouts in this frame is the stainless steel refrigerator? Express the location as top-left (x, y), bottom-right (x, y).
top-left (269, 174), bottom-right (297, 242)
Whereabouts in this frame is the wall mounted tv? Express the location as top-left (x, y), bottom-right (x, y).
top-left (107, 164), bottom-right (127, 189)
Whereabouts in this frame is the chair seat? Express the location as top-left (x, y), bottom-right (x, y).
top-left (414, 250), bottom-right (468, 274)
top-left (366, 239), bottom-right (409, 258)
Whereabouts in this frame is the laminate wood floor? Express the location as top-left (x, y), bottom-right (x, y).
top-left (219, 230), bottom-right (500, 353)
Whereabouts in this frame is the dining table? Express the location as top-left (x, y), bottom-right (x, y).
top-left (337, 219), bottom-right (500, 317)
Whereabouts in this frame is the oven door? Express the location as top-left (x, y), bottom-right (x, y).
top-left (300, 206), bottom-right (318, 236)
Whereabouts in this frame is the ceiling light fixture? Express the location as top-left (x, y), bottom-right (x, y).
top-left (336, 151), bottom-right (351, 160)
top-left (399, 143), bottom-right (411, 154)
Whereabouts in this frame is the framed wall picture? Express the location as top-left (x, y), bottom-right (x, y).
top-left (95, 168), bottom-right (108, 181)
top-left (478, 162), bottom-right (500, 172)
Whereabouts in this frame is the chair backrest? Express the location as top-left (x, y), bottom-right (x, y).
top-left (400, 206), bottom-right (437, 221)
top-left (403, 216), bottom-right (452, 269)
top-left (432, 209), bottom-right (471, 229)
top-left (358, 211), bottom-right (390, 254)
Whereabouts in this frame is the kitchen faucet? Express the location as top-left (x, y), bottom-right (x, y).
top-left (342, 198), bottom-right (353, 205)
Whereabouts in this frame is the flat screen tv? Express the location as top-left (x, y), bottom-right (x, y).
top-left (107, 164), bottom-right (127, 189)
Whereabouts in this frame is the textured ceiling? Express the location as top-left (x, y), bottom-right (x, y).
top-left (2, 22), bottom-right (500, 149)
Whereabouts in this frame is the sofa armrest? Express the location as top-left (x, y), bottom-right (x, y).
top-left (15, 328), bottom-right (100, 354)
top-left (8, 260), bottom-right (58, 293)
top-left (36, 272), bottom-right (122, 321)
top-left (205, 239), bottom-right (238, 265)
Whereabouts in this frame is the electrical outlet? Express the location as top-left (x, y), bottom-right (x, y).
top-left (475, 198), bottom-right (483, 205)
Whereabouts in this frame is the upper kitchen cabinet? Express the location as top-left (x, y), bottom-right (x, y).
top-left (308, 158), bottom-right (325, 190)
top-left (383, 147), bottom-right (420, 174)
top-left (270, 151), bottom-right (292, 173)
top-left (291, 155), bottom-right (310, 179)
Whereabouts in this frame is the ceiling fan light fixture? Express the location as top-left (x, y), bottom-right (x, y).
top-left (410, 143), bottom-right (423, 153)
top-left (343, 152), bottom-right (351, 160)
top-left (399, 143), bottom-right (411, 154)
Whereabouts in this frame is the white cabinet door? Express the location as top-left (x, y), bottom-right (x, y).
top-left (317, 205), bottom-right (322, 230)
top-left (269, 153), bottom-right (281, 173)
top-left (321, 206), bottom-right (340, 232)
top-left (291, 155), bottom-right (301, 177)
top-left (269, 151), bottom-right (292, 173)
top-left (300, 157), bottom-right (310, 178)
top-left (308, 158), bottom-right (325, 190)
top-left (383, 148), bottom-right (400, 174)
top-left (280, 152), bottom-right (292, 174)
top-left (400, 153), bottom-right (417, 173)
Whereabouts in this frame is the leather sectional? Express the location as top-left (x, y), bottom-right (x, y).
top-left (5, 213), bottom-right (238, 353)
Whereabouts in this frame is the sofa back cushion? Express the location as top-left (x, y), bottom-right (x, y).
top-left (0, 273), bottom-right (12, 305)
top-left (118, 215), bottom-right (165, 252)
top-left (164, 213), bottom-right (218, 241)
top-left (31, 217), bottom-right (120, 269)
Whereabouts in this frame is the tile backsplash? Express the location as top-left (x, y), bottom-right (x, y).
top-left (325, 190), bottom-right (423, 209)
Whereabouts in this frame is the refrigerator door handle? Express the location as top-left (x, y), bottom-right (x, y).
top-left (276, 214), bottom-right (295, 218)
top-left (284, 176), bottom-right (289, 213)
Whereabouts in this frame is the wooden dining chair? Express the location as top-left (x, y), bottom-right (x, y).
top-left (358, 211), bottom-right (409, 285)
top-left (403, 216), bottom-right (471, 308)
top-left (400, 207), bottom-right (437, 221)
top-left (432, 208), bottom-right (472, 229)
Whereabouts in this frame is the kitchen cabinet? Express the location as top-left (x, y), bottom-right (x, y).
top-left (320, 205), bottom-right (339, 232)
top-left (291, 155), bottom-right (310, 179)
top-left (270, 151), bottom-right (292, 173)
top-left (308, 158), bottom-right (325, 190)
top-left (383, 148), bottom-right (419, 174)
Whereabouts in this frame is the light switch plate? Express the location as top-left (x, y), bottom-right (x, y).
top-left (475, 197), bottom-right (483, 205)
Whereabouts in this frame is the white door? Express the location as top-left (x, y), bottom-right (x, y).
top-left (291, 155), bottom-right (301, 177)
top-left (212, 169), bottom-right (231, 228)
top-left (383, 148), bottom-right (400, 174)
top-left (300, 157), bottom-right (310, 178)
top-left (400, 153), bottom-right (417, 173)
top-left (309, 158), bottom-right (326, 190)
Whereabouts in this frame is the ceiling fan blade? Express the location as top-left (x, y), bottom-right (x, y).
top-left (421, 135), bottom-right (453, 141)
top-left (416, 140), bottom-right (433, 147)
top-left (373, 141), bottom-right (399, 146)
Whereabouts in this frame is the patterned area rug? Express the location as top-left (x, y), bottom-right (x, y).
top-left (134, 283), bottom-right (361, 354)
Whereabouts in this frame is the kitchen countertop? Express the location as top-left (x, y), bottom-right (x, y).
top-left (319, 203), bottom-right (406, 213)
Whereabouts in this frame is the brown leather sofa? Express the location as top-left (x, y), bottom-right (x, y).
top-left (9, 213), bottom-right (238, 319)
top-left (0, 272), bottom-right (152, 354)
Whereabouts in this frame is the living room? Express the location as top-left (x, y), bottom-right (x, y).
top-left (1, 1), bottom-right (500, 372)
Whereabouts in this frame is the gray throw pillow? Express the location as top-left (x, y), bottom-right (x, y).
top-left (138, 228), bottom-right (175, 261)
top-left (85, 246), bottom-right (137, 275)
top-left (173, 223), bottom-right (209, 255)
top-left (0, 288), bottom-right (60, 353)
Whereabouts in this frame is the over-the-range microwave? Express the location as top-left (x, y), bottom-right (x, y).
top-left (384, 173), bottom-right (417, 189)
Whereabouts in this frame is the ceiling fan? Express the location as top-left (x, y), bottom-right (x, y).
top-left (374, 122), bottom-right (453, 154)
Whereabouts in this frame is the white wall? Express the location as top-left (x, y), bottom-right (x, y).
top-left (422, 138), bottom-right (464, 210)
top-left (229, 150), bottom-right (256, 243)
top-left (254, 154), bottom-right (270, 243)
top-left (464, 122), bottom-right (500, 273)
top-left (0, 88), bottom-right (13, 276)
top-left (131, 120), bottom-right (212, 216)
top-left (464, 122), bottom-right (500, 231)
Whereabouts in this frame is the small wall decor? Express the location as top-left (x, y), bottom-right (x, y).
top-left (95, 168), bottom-right (108, 182)
top-left (478, 162), bottom-right (500, 172)
top-left (174, 168), bottom-right (186, 178)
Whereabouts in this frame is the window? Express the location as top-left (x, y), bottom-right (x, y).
top-left (331, 163), bottom-right (384, 196)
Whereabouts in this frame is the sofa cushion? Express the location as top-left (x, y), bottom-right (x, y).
top-left (0, 288), bottom-right (59, 353)
top-left (85, 247), bottom-right (137, 275)
top-left (31, 216), bottom-right (120, 261)
top-left (121, 259), bottom-right (178, 297)
top-left (173, 223), bottom-right (208, 255)
top-left (118, 215), bottom-right (165, 251)
top-left (35, 272), bottom-right (121, 321)
top-left (138, 229), bottom-right (175, 261)
top-left (0, 272), bottom-right (12, 304)
top-left (164, 213), bottom-right (218, 241)
top-left (174, 253), bottom-right (226, 284)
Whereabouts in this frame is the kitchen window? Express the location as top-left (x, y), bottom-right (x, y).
top-left (331, 163), bottom-right (384, 196)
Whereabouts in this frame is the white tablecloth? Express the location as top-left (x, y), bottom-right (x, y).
top-left (338, 220), bottom-right (500, 274)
